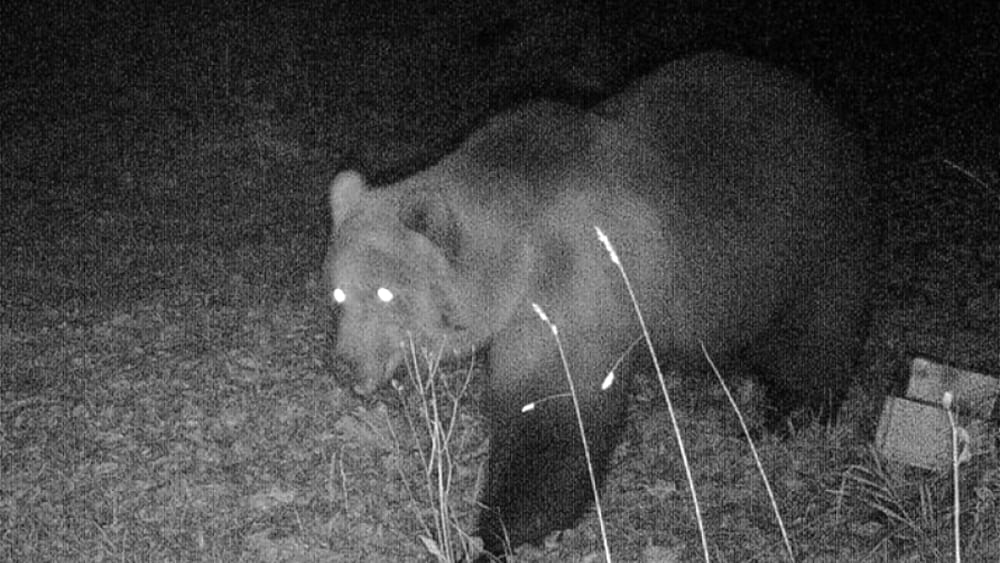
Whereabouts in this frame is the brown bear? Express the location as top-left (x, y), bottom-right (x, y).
top-left (323, 52), bottom-right (872, 559)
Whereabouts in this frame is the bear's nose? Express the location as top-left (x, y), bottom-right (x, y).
top-left (330, 353), bottom-right (390, 397)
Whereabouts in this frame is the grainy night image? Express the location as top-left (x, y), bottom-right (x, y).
top-left (2, 2), bottom-right (998, 562)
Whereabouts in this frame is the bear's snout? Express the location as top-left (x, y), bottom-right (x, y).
top-left (330, 342), bottom-right (406, 397)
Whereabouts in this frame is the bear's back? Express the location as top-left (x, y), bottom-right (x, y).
top-left (598, 52), bottom-right (870, 352)
top-left (383, 51), bottom-right (870, 357)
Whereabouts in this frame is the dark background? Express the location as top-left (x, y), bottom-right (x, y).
top-left (3, 1), bottom-right (997, 179)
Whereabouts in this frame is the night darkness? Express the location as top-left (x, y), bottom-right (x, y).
top-left (3, 2), bottom-right (998, 562)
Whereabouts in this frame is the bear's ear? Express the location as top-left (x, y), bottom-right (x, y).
top-left (329, 170), bottom-right (366, 226)
top-left (400, 193), bottom-right (461, 264)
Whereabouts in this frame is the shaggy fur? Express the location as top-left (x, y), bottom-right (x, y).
top-left (323, 52), bottom-right (873, 559)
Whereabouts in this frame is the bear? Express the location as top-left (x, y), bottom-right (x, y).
top-left (323, 51), bottom-right (872, 559)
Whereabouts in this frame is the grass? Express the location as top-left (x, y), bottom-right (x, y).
top-left (394, 339), bottom-right (481, 562)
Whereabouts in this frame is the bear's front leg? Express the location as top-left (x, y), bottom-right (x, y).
top-left (476, 322), bottom-right (630, 560)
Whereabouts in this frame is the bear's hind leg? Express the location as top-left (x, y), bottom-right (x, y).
top-left (754, 273), bottom-right (871, 430)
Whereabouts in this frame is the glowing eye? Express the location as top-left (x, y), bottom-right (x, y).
top-left (332, 288), bottom-right (347, 304)
top-left (377, 287), bottom-right (394, 303)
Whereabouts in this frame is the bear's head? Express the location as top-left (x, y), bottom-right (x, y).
top-left (323, 171), bottom-right (474, 395)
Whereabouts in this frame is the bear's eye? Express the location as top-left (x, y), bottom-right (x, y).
top-left (332, 287), bottom-right (347, 304)
top-left (376, 287), bottom-right (395, 304)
